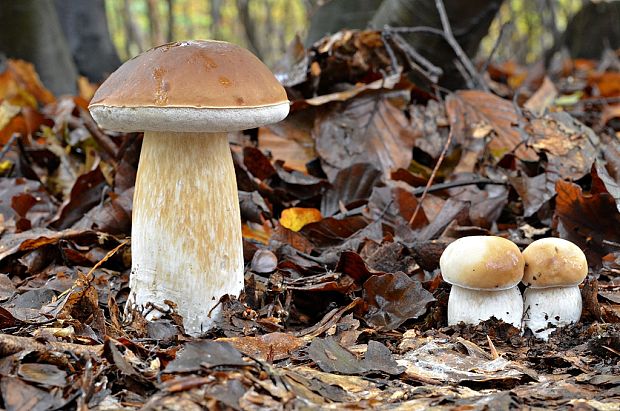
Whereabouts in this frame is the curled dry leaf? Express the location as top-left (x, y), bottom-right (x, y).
top-left (363, 271), bottom-right (435, 330)
top-left (313, 94), bottom-right (417, 179)
top-left (446, 90), bottom-right (537, 166)
top-left (554, 179), bottom-right (620, 267)
top-left (279, 207), bottom-right (322, 232)
top-left (218, 332), bottom-right (306, 361)
top-left (321, 163), bottom-right (382, 217)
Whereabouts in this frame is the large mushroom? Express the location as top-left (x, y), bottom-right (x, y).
top-left (88, 40), bottom-right (289, 335)
top-left (440, 236), bottom-right (525, 328)
top-left (521, 237), bottom-right (588, 340)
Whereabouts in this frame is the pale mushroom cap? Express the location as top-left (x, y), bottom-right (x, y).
top-left (522, 238), bottom-right (588, 288)
top-left (88, 40), bottom-right (289, 132)
top-left (440, 236), bottom-right (525, 290)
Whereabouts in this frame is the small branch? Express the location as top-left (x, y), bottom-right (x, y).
top-left (380, 32), bottom-right (400, 75)
top-left (384, 29), bottom-right (443, 83)
top-left (409, 128), bottom-right (454, 226)
top-left (434, 0), bottom-right (489, 91)
top-left (481, 22), bottom-right (510, 75)
top-left (0, 133), bottom-right (19, 162)
top-left (0, 333), bottom-right (103, 357)
top-left (411, 177), bottom-right (507, 196)
top-left (78, 108), bottom-right (119, 159)
top-left (387, 26), bottom-right (445, 36)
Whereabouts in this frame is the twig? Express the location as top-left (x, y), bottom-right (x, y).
top-left (602, 239), bottom-right (620, 249)
top-left (0, 133), bottom-right (19, 162)
top-left (85, 239), bottom-right (129, 279)
top-left (481, 22), bottom-right (510, 75)
top-left (387, 26), bottom-right (445, 36)
top-left (0, 333), bottom-right (103, 357)
top-left (385, 30), bottom-right (442, 83)
top-left (487, 335), bottom-right (499, 359)
top-left (434, 0), bottom-right (489, 91)
top-left (410, 177), bottom-right (506, 195)
top-left (57, 240), bottom-right (129, 302)
top-left (408, 128), bottom-right (454, 226)
top-left (78, 107), bottom-right (119, 159)
top-left (380, 32), bottom-right (400, 75)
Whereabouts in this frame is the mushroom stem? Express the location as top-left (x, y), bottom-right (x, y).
top-left (448, 285), bottom-right (523, 328)
top-left (127, 131), bottom-right (243, 335)
top-left (522, 286), bottom-right (582, 340)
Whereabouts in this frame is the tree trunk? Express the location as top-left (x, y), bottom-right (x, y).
top-left (166, 0), bottom-right (175, 42)
top-left (560, 0), bottom-right (620, 59)
top-left (53, 0), bottom-right (121, 83)
top-left (210, 0), bottom-right (223, 39)
top-left (0, 0), bottom-right (77, 96)
top-left (305, 0), bottom-right (503, 89)
top-left (370, 0), bottom-right (503, 89)
top-left (146, 0), bottom-right (164, 46)
top-left (305, 0), bottom-right (384, 46)
top-left (122, 0), bottom-right (145, 57)
top-left (236, 0), bottom-right (263, 59)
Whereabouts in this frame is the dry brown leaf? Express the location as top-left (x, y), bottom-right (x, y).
top-left (314, 94), bottom-right (417, 179)
top-left (446, 90), bottom-right (537, 166)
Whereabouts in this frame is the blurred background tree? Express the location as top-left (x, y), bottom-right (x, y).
top-left (104, 0), bottom-right (308, 65)
top-left (1, 0), bottom-right (619, 95)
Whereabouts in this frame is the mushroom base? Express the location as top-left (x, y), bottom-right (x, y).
top-left (448, 285), bottom-right (523, 328)
top-left (126, 131), bottom-right (244, 336)
top-left (523, 286), bottom-right (582, 340)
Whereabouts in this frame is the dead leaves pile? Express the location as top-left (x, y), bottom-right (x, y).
top-left (0, 30), bottom-right (618, 409)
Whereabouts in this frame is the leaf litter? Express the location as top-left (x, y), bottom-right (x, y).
top-left (0, 28), bottom-right (618, 409)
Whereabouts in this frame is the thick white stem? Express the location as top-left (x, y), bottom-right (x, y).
top-left (448, 285), bottom-right (523, 328)
top-left (522, 286), bottom-right (582, 340)
top-left (127, 131), bottom-right (243, 335)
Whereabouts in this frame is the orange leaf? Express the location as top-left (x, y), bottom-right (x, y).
top-left (242, 222), bottom-right (271, 244)
top-left (0, 60), bottom-right (54, 107)
top-left (589, 72), bottom-right (620, 98)
top-left (279, 207), bottom-right (322, 232)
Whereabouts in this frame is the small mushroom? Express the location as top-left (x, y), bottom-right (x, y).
top-left (88, 40), bottom-right (289, 335)
top-left (440, 236), bottom-right (525, 328)
top-left (521, 237), bottom-right (588, 340)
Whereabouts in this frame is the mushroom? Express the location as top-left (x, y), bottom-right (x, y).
top-left (440, 236), bottom-right (525, 328)
top-left (521, 237), bottom-right (588, 340)
top-left (88, 40), bottom-right (289, 335)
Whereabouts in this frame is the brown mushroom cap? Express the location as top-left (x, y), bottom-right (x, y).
top-left (88, 40), bottom-right (289, 132)
top-left (440, 236), bottom-right (525, 290)
top-left (522, 237), bottom-right (588, 288)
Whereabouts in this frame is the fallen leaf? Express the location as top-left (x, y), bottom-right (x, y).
top-left (363, 271), bottom-right (435, 330)
top-left (554, 179), bottom-right (620, 267)
top-left (280, 207), bottom-right (322, 232)
top-left (321, 163), bottom-right (382, 217)
top-left (314, 94), bottom-right (417, 179)
top-left (524, 76), bottom-right (558, 116)
top-left (164, 341), bottom-right (246, 373)
top-left (446, 90), bottom-right (537, 164)
top-left (218, 332), bottom-right (305, 361)
top-left (308, 337), bottom-right (403, 375)
top-left (17, 363), bottom-right (67, 387)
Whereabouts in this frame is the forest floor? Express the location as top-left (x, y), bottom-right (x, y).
top-left (0, 30), bottom-right (618, 410)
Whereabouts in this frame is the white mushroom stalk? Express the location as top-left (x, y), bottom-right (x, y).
top-left (88, 40), bottom-right (289, 335)
top-left (448, 285), bottom-right (523, 328)
top-left (440, 236), bottom-right (525, 328)
top-left (521, 237), bottom-right (588, 340)
top-left (522, 286), bottom-right (582, 340)
top-left (129, 132), bottom-right (242, 334)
